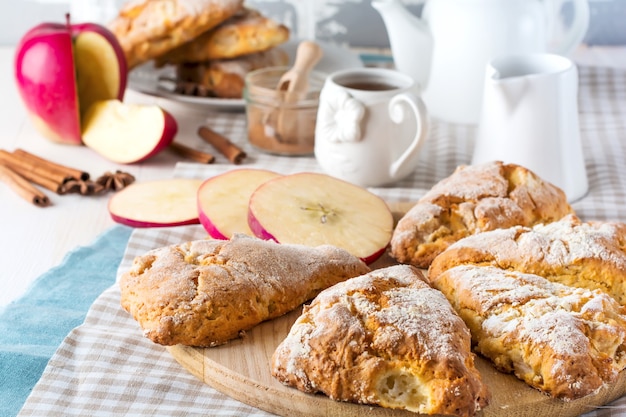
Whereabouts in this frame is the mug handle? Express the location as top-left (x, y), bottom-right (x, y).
top-left (546, 0), bottom-right (590, 56)
top-left (388, 92), bottom-right (429, 179)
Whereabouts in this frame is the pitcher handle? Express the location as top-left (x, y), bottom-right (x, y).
top-left (548, 0), bottom-right (590, 56)
top-left (388, 92), bottom-right (429, 179)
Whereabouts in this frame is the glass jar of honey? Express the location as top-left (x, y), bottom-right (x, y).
top-left (244, 67), bottom-right (325, 156)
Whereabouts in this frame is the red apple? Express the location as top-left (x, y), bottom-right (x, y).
top-left (81, 100), bottom-right (177, 164)
top-left (14, 14), bottom-right (127, 145)
top-left (197, 169), bottom-right (282, 239)
top-left (108, 178), bottom-right (203, 227)
top-left (248, 172), bottom-right (394, 264)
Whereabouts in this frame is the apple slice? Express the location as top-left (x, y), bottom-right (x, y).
top-left (108, 178), bottom-right (202, 227)
top-left (74, 28), bottom-right (127, 120)
top-left (81, 100), bottom-right (177, 164)
top-left (197, 169), bottom-right (282, 239)
top-left (248, 172), bottom-right (394, 263)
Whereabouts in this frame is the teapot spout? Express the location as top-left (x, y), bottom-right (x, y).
top-left (372, 0), bottom-right (433, 90)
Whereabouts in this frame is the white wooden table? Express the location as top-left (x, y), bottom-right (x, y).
top-left (0, 45), bottom-right (216, 306)
top-left (1, 44), bottom-right (626, 307)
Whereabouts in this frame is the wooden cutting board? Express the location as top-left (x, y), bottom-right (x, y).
top-left (167, 201), bottom-right (626, 416)
top-left (167, 291), bottom-right (626, 417)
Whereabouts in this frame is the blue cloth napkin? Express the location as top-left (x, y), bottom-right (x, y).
top-left (0, 224), bottom-right (133, 417)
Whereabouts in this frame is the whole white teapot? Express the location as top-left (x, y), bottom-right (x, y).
top-left (372, 0), bottom-right (590, 124)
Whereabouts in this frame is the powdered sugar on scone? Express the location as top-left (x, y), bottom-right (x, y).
top-left (119, 234), bottom-right (369, 347)
top-left (429, 214), bottom-right (626, 304)
top-left (390, 161), bottom-right (573, 268)
top-left (424, 162), bottom-right (509, 202)
top-left (532, 216), bottom-right (626, 266)
top-left (109, 0), bottom-right (244, 68)
top-left (431, 264), bottom-right (626, 399)
top-left (176, 0), bottom-right (238, 15)
top-left (272, 265), bottom-right (489, 417)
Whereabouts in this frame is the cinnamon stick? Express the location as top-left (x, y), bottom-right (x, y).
top-left (13, 148), bottom-right (89, 181)
top-left (169, 142), bottom-right (215, 164)
top-left (197, 126), bottom-right (246, 164)
top-left (0, 163), bottom-right (50, 207)
top-left (0, 150), bottom-right (63, 193)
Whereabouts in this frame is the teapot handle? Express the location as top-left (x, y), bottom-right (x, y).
top-left (388, 92), bottom-right (429, 179)
top-left (547, 0), bottom-right (590, 56)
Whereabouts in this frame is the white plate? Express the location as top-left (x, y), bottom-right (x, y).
top-left (127, 40), bottom-right (363, 110)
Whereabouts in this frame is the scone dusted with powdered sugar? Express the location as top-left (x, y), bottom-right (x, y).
top-left (428, 214), bottom-right (626, 399)
top-left (119, 234), bottom-right (369, 347)
top-left (109, 0), bottom-right (245, 69)
top-left (155, 7), bottom-right (290, 66)
top-left (430, 265), bottom-right (626, 400)
top-left (271, 265), bottom-right (490, 417)
top-left (429, 214), bottom-right (626, 305)
top-left (390, 161), bottom-right (573, 268)
top-left (172, 48), bottom-right (289, 98)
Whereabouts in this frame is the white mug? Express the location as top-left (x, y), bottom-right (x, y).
top-left (472, 53), bottom-right (588, 202)
top-left (314, 68), bottom-right (428, 187)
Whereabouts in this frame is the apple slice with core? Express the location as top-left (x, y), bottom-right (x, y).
top-left (108, 178), bottom-right (202, 227)
top-left (248, 172), bottom-right (394, 264)
top-left (74, 28), bottom-right (126, 120)
top-left (81, 100), bottom-right (177, 164)
top-left (14, 14), bottom-right (127, 144)
top-left (198, 168), bottom-right (282, 239)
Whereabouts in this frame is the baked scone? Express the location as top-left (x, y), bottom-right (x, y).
top-left (429, 214), bottom-right (626, 305)
top-left (173, 47), bottom-right (289, 98)
top-left (271, 265), bottom-right (490, 417)
top-left (119, 234), bottom-right (369, 347)
top-left (390, 161), bottom-right (573, 268)
top-left (155, 8), bottom-right (290, 66)
top-left (108, 0), bottom-right (244, 69)
top-left (429, 264), bottom-right (626, 400)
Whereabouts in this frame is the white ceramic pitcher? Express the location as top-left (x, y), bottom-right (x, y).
top-left (372, 0), bottom-right (590, 125)
top-left (472, 53), bottom-right (588, 202)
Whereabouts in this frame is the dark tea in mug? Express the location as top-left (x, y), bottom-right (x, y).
top-left (341, 81), bottom-right (398, 91)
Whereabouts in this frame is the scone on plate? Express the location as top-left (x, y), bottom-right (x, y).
top-left (428, 214), bottom-right (626, 305)
top-left (430, 264), bottom-right (626, 400)
top-left (271, 265), bottom-right (490, 417)
top-left (155, 7), bottom-right (290, 66)
top-left (173, 47), bottom-right (289, 98)
top-left (390, 161), bottom-right (573, 268)
top-left (119, 234), bottom-right (369, 347)
top-left (108, 0), bottom-right (244, 69)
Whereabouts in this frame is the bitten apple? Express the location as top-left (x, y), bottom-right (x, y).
top-left (81, 100), bottom-right (177, 164)
top-left (14, 14), bottom-right (127, 145)
top-left (248, 172), bottom-right (394, 263)
top-left (108, 178), bottom-right (202, 227)
top-left (197, 169), bottom-right (282, 239)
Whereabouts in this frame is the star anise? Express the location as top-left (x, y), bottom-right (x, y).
top-left (159, 75), bottom-right (215, 97)
top-left (60, 179), bottom-right (105, 195)
top-left (95, 170), bottom-right (135, 192)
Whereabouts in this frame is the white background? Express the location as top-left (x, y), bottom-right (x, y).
top-left (2, 0), bottom-right (626, 47)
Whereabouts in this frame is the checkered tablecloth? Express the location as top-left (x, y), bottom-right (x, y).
top-left (18, 65), bottom-right (626, 416)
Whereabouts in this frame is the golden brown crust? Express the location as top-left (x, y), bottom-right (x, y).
top-left (174, 47), bottom-right (289, 98)
top-left (119, 234), bottom-right (369, 347)
top-left (271, 265), bottom-right (490, 417)
top-left (155, 8), bottom-right (290, 66)
top-left (430, 264), bottom-right (626, 400)
top-left (108, 0), bottom-right (244, 69)
top-left (390, 161), bottom-right (573, 268)
top-left (427, 214), bottom-right (626, 399)
top-left (428, 214), bottom-right (626, 304)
